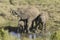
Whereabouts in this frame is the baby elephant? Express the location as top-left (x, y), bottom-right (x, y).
top-left (18, 18), bottom-right (28, 33)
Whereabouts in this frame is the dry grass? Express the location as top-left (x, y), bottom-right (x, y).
top-left (0, 0), bottom-right (60, 40)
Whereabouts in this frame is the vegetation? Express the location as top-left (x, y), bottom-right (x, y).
top-left (0, 0), bottom-right (60, 40)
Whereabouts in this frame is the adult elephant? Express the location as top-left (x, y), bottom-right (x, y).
top-left (11, 5), bottom-right (49, 33)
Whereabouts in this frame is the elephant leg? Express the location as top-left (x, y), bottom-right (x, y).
top-left (28, 19), bottom-right (33, 33)
top-left (41, 22), bottom-right (46, 37)
top-left (38, 23), bottom-right (42, 30)
top-left (43, 23), bottom-right (46, 32)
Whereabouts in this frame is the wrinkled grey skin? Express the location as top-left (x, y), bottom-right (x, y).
top-left (12, 5), bottom-right (49, 33)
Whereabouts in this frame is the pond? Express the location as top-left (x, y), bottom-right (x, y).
top-left (9, 32), bottom-right (40, 40)
top-left (10, 32), bottom-right (21, 38)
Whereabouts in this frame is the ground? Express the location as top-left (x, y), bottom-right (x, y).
top-left (0, 0), bottom-right (60, 40)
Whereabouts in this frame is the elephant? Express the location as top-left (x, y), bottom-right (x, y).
top-left (11, 5), bottom-right (49, 33)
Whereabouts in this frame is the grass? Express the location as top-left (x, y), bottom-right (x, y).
top-left (0, 0), bottom-right (60, 40)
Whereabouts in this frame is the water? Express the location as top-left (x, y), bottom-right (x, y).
top-left (10, 32), bottom-right (21, 38)
top-left (29, 33), bottom-right (36, 40)
top-left (34, 34), bottom-right (36, 39)
top-left (28, 34), bottom-right (32, 40)
top-left (9, 32), bottom-right (42, 40)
